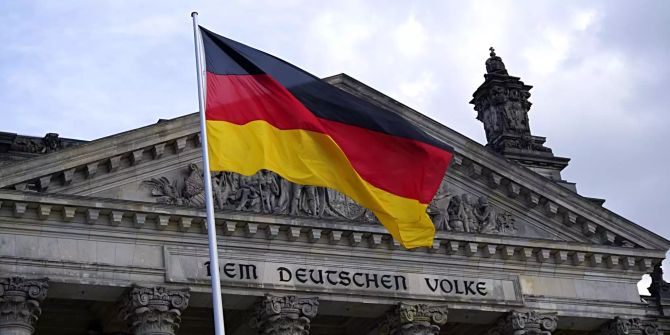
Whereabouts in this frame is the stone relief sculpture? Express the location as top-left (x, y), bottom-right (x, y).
top-left (143, 166), bottom-right (518, 236)
top-left (428, 189), bottom-right (517, 235)
top-left (143, 166), bottom-right (377, 223)
top-left (10, 132), bottom-right (74, 154)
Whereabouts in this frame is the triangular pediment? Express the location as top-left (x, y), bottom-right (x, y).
top-left (1, 74), bottom-right (668, 253)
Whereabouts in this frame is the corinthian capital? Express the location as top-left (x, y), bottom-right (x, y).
top-left (488, 310), bottom-right (558, 335)
top-left (379, 303), bottom-right (448, 335)
top-left (118, 286), bottom-right (190, 335)
top-left (600, 316), bottom-right (659, 335)
top-left (0, 277), bottom-right (49, 335)
top-left (251, 294), bottom-right (319, 335)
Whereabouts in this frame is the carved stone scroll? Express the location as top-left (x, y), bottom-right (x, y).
top-left (0, 277), bottom-right (49, 335)
top-left (118, 286), bottom-right (190, 335)
top-left (488, 310), bottom-right (558, 335)
top-left (378, 303), bottom-right (448, 335)
top-left (250, 294), bottom-right (319, 335)
top-left (600, 317), bottom-right (659, 335)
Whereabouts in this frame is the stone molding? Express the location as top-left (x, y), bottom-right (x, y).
top-left (118, 285), bottom-right (190, 335)
top-left (488, 310), bottom-right (558, 335)
top-left (0, 117), bottom-right (200, 192)
top-left (0, 277), bottom-right (49, 334)
top-left (0, 191), bottom-right (662, 273)
top-left (0, 84), bottom-right (667, 253)
top-left (250, 294), bottom-right (319, 335)
top-left (600, 316), bottom-right (659, 335)
top-left (378, 303), bottom-right (448, 335)
top-left (0, 130), bottom-right (657, 251)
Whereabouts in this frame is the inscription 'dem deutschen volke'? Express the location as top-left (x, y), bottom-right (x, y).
top-left (205, 261), bottom-right (488, 296)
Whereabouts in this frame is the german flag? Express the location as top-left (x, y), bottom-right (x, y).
top-left (200, 27), bottom-right (454, 248)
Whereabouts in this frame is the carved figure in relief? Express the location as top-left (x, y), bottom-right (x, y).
top-left (474, 196), bottom-right (497, 234)
top-left (427, 191), bottom-right (451, 231)
top-left (144, 165), bottom-right (519, 236)
top-left (437, 193), bottom-right (517, 236)
top-left (446, 196), bottom-right (465, 231)
top-left (235, 174), bottom-right (261, 211)
top-left (42, 133), bottom-right (62, 153)
top-left (303, 186), bottom-right (319, 216)
top-left (275, 178), bottom-right (292, 214)
top-left (460, 194), bottom-right (478, 233)
top-left (259, 170), bottom-right (279, 213)
top-left (212, 172), bottom-right (234, 209)
top-left (290, 184), bottom-right (305, 215)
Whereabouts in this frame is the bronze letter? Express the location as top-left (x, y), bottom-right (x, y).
top-left (394, 275), bottom-right (407, 291)
top-left (476, 282), bottom-right (487, 296)
top-left (238, 264), bottom-right (258, 280)
top-left (223, 263), bottom-right (236, 278)
top-left (277, 267), bottom-right (292, 282)
top-left (325, 270), bottom-right (338, 285)
top-left (425, 278), bottom-right (439, 292)
top-left (295, 268), bottom-right (308, 283)
top-left (339, 271), bottom-right (351, 286)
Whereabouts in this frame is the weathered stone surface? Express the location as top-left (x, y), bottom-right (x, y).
top-left (0, 277), bottom-right (49, 335)
top-left (250, 294), bottom-right (319, 335)
top-left (143, 165), bottom-right (519, 236)
top-left (488, 310), bottom-right (558, 335)
top-left (118, 286), bottom-right (190, 335)
top-left (648, 264), bottom-right (670, 316)
top-left (378, 303), bottom-right (448, 335)
top-left (600, 316), bottom-right (659, 335)
top-left (143, 165), bottom-right (376, 223)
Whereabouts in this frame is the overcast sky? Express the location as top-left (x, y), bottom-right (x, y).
top-left (1, 1), bottom-right (669, 292)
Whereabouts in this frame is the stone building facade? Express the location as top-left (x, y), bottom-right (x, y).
top-left (1, 51), bottom-right (670, 335)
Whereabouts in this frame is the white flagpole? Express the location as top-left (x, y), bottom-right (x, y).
top-left (191, 12), bottom-right (227, 335)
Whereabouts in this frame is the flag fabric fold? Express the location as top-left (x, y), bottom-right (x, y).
top-left (200, 26), bottom-right (454, 248)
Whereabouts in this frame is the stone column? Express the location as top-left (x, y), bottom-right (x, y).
top-left (0, 277), bottom-right (49, 335)
top-left (250, 294), bottom-right (319, 335)
top-left (378, 303), bottom-right (448, 335)
top-left (600, 316), bottom-right (659, 335)
top-left (118, 286), bottom-right (190, 335)
top-left (488, 310), bottom-right (558, 335)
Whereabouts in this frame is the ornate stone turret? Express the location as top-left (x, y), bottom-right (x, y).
top-left (471, 48), bottom-right (574, 191)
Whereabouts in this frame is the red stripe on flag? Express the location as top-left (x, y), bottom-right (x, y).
top-left (206, 73), bottom-right (323, 132)
top-left (205, 72), bottom-right (452, 203)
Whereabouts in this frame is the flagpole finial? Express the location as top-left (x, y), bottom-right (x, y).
top-left (191, 11), bottom-right (199, 17)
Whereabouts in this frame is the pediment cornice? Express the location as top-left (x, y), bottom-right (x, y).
top-left (0, 189), bottom-right (663, 278)
top-left (326, 74), bottom-right (670, 252)
top-left (0, 74), bottom-right (667, 255)
top-left (0, 114), bottom-right (200, 191)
